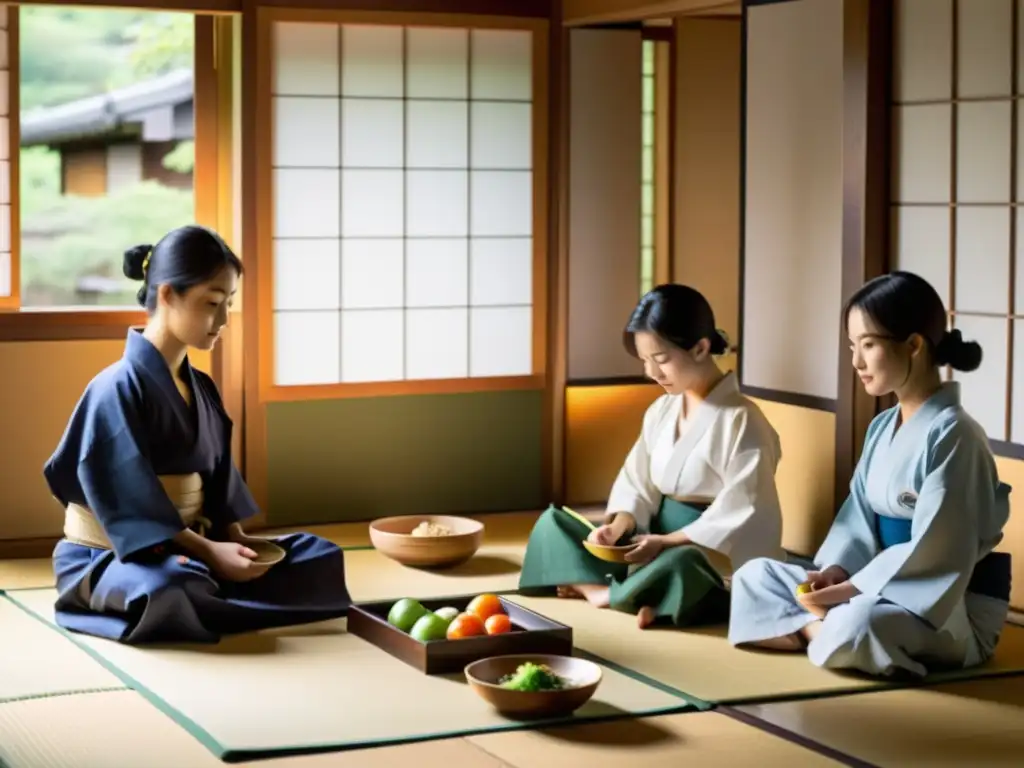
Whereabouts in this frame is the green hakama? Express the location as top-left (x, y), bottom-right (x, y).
top-left (518, 498), bottom-right (729, 626)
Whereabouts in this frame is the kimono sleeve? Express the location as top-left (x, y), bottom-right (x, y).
top-left (681, 408), bottom-right (783, 562)
top-left (847, 421), bottom-right (996, 628)
top-left (604, 395), bottom-right (671, 533)
top-left (814, 415), bottom-right (888, 576)
top-left (210, 454), bottom-right (258, 532)
top-left (47, 381), bottom-right (187, 562)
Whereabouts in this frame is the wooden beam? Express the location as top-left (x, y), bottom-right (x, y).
top-left (834, 0), bottom-right (892, 508)
top-left (564, 0), bottom-right (738, 26)
top-left (19, 0), bottom-right (551, 14)
top-left (0, 311), bottom-right (145, 341)
top-left (254, 0), bottom-right (548, 13)
top-left (19, 0), bottom-right (241, 12)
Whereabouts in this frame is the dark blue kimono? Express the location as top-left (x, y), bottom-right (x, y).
top-left (44, 330), bottom-right (351, 644)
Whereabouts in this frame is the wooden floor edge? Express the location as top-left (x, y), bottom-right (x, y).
top-left (0, 536), bottom-right (57, 560)
top-left (718, 707), bottom-right (882, 768)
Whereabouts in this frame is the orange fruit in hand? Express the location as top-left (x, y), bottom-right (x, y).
top-left (446, 613), bottom-right (486, 640)
top-left (467, 593), bottom-right (504, 622)
top-left (485, 613), bottom-right (512, 635)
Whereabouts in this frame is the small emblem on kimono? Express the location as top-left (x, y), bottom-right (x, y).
top-left (896, 491), bottom-right (918, 509)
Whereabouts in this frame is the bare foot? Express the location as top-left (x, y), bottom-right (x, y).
top-left (748, 633), bottom-right (806, 652)
top-left (800, 620), bottom-right (822, 642)
top-left (573, 584), bottom-right (611, 608)
top-left (637, 606), bottom-right (656, 629)
top-left (556, 585), bottom-right (584, 600)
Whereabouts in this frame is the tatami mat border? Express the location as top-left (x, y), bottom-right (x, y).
top-left (571, 648), bottom-right (713, 710)
top-left (0, 591), bottom-right (702, 763)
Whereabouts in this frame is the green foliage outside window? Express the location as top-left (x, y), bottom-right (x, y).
top-left (19, 7), bottom-right (195, 308)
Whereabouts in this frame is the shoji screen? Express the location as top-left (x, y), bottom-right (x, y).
top-left (741, 0), bottom-right (843, 405)
top-left (892, 0), bottom-right (1023, 445)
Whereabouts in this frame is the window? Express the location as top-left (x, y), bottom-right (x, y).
top-left (14, 5), bottom-right (195, 309)
top-left (265, 18), bottom-right (544, 397)
top-left (640, 38), bottom-right (656, 296)
top-left (892, 0), bottom-right (1022, 450)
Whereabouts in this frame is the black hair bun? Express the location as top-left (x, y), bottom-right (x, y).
top-left (935, 329), bottom-right (983, 372)
top-left (123, 244), bottom-right (152, 281)
top-left (709, 328), bottom-right (730, 356)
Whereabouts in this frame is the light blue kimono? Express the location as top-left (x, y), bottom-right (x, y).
top-left (728, 383), bottom-right (1013, 678)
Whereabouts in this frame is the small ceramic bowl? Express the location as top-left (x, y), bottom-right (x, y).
top-left (248, 539), bottom-right (287, 566)
top-left (582, 540), bottom-right (636, 564)
top-left (369, 515), bottom-right (484, 568)
top-left (465, 654), bottom-right (602, 719)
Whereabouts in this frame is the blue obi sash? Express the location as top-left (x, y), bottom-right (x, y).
top-left (875, 514), bottom-right (912, 549)
top-left (875, 513), bottom-right (1011, 602)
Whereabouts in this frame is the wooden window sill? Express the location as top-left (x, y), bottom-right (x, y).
top-left (0, 308), bottom-right (146, 342)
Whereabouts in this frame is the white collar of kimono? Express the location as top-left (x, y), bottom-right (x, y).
top-left (661, 371), bottom-right (741, 484)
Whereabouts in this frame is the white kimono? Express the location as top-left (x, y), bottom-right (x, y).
top-left (604, 372), bottom-right (785, 573)
top-left (728, 382), bottom-right (1012, 677)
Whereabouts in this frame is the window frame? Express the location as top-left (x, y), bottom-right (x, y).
top-left (641, 25), bottom-right (673, 294)
top-left (0, 4), bottom-right (224, 341)
top-left (0, 6), bottom-right (20, 314)
top-left (889, 0), bottom-right (1024, 459)
top-left (247, 5), bottom-right (550, 403)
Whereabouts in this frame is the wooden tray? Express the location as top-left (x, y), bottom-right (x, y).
top-left (347, 595), bottom-right (573, 675)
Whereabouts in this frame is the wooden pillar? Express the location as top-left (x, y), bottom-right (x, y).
top-left (834, 0), bottom-right (893, 507)
top-left (544, 0), bottom-right (569, 504)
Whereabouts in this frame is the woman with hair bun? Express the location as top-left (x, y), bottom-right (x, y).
top-left (519, 284), bottom-right (786, 629)
top-left (728, 271), bottom-right (1013, 678)
top-left (44, 226), bottom-right (351, 644)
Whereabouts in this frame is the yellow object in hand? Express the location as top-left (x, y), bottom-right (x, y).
top-left (796, 582), bottom-right (812, 595)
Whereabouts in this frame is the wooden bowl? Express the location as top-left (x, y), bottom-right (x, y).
top-left (465, 654), bottom-right (602, 719)
top-left (248, 539), bottom-right (287, 566)
top-left (582, 540), bottom-right (635, 564)
top-left (369, 515), bottom-right (484, 568)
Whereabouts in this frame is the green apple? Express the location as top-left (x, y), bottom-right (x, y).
top-left (434, 606), bottom-right (460, 622)
top-left (410, 613), bottom-right (450, 643)
top-left (387, 598), bottom-right (428, 633)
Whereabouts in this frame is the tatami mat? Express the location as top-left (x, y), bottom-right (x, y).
top-left (0, 596), bottom-right (126, 703)
top-left (0, 690), bottom-right (508, 768)
top-left (265, 510), bottom-right (542, 550)
top-left (507, 595), bottom-right (1024, 705)
top-left (0, 511), bottom-right (539, 594)
top-left (6, 588), bottom-right (688, 761)
top-left (468, 710), bottom-right (845, 767)
top-left (346, 543), bottom-right (524, 602)
top-left (733, 677), bottom-right (1024, 767)
top-left (0, 691), bottom-right (854, 768)
top-left (0, 545), bottom-right (526, 598)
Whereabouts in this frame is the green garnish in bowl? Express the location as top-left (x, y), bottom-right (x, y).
top-left (499, 662), bottom-right (567, 692)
